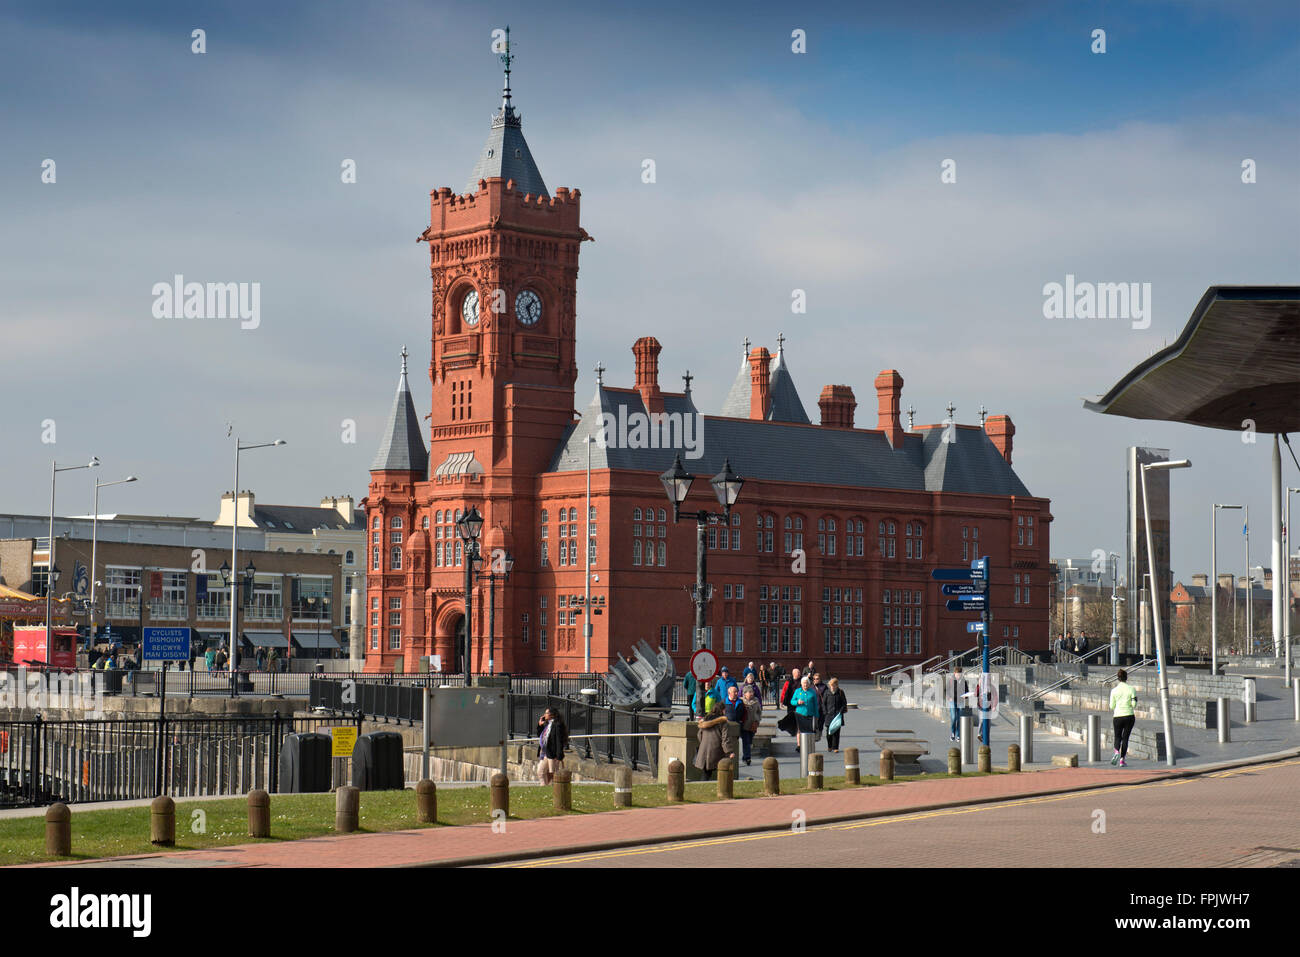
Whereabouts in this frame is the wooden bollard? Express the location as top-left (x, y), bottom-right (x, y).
top-left (666, 759), bottom-right (685, 803)
top-left (45, 803), bottom-right (71, 857)
top-left (553, 768), bottom-right (572, 811)
top-left (717, 758), bottom-right (734, 799)
top-left (490, 772), bottom-right (510, 820)
top-left (416, 779), bottom-right (437, 823)
top-left (613, 766), bottom-right (632, 807)
top-left (844, 747), bottom-right (861, 785)
top-left (335, 785), bottom-right (360, 833)
top-left (248, 789), bottom-right (270, 838)
top-left (978, 745), bottom-right (991, 774)
top-left (1008, 743), bottom-right (1021, 773)
top-left (808, 753), bottom-right (824, 790)
top-left (762, 756), bottom-right (780, 796)
top-left (948, 747), bottom-right (962, 775)
top-left (150, 795), bottom-right (175, 846)
top-left (880, 748), bottom-right (895, 781)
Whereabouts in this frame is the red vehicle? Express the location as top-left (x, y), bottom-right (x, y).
top-left (12, 626), bottom-right (78, 671)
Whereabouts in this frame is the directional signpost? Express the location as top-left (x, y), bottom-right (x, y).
top-left (932, 556), bottom-right (992, 746)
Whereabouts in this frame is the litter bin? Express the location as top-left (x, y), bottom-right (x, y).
top-left (351, 731), bottom-right (404, 790)
top-left (278, 732), bottom-right (331, 792)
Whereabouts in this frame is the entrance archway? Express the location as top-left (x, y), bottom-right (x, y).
top-left (452, 614), bottom-right (466, 675)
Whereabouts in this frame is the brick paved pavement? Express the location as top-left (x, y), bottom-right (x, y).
top-left (27, 762), bottom-right (1192, 868)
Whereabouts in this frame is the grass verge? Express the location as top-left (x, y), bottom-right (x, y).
top-left (0, 769), bottom-right (1000, 866)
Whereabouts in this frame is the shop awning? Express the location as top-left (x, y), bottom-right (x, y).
top-left (244, 631), bottom-right (289, 649)
top-left (292, 631), bottom-right (340, 650)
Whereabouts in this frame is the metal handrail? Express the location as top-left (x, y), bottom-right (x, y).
top-left (871, 663), bottom-right (907, 678)
top-left (913, 655), bottom-right (942, 673)
top-left (1026, 674), bottom-right (1075, 701)
top-left (926, 644), bottom-right (981, 673)
top-left (1101, 657), bottom-right (1154, 685)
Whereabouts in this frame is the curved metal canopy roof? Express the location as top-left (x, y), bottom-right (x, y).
top-left (1084, 286), bottom-right (1300, 433)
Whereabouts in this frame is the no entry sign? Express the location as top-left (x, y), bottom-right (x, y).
top-left (689, 648), bottom-right (718, 682)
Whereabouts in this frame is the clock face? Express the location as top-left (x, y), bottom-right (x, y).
top-left (461, 290), bottom-right (480, 326)
top-left (515, 289), bottom-right (542, 327)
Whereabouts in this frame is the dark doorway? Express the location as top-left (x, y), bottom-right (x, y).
top-left (453, 615), bottom-right (466, 675)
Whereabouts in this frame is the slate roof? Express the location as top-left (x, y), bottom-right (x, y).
top-left (717, 341), bottom-right (810, 424)
top-left (550, 387), bottom-right (1034, 498)
top-left (464, 103), bottom-right (548, 197)
top-left (249, 504), bottom-right (364, 532)
top-left (371, 357), bottom-right (429, 476)
top-left (767, 345), bottom-right (810, 424)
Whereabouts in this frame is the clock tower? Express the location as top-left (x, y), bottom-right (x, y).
top-left (419, 27), bottom-right (588, 480)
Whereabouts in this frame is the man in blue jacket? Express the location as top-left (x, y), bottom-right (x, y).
top-left (713, 666), bottom-right (738, 703)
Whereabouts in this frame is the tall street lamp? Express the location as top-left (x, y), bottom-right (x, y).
top-left (456, 505), bottom-right (485, 685)
top-left (218, 558), bottom-right (256, 693)
top-left (1286, 487), bottom-right (1298, 684)
top-left (479, 551), bottom-right (513, 677)
top-left (90, 475), bottom-right (138, 648)
top-left (660, 456), bottom-right (744, 653)
top-left (227, 437), bottom-right (284, 697)
top-left (1141, 457), bottom-right (1191, 767)
top-left (47, 457), bottom-right (99, 645)
top-left (1211, 504), bottom-right (1243, 675)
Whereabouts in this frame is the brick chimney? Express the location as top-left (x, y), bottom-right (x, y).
top-left (818, 385), bottom-right (856, 429)
top-left (873, 370), bottom-right (904, 448)
top-left (984, 414), bottom-right (1015, 464)
top-left (1192, 573), bottom-right (1209, 587)
top-left (632, 336), bottom-right (664, 414)
top-left (749, 347), bottom-right (771, 420)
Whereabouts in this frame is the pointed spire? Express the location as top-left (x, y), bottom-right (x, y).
top-left (466, 28), bottom-right (548, 196)
top-left (500, 25), bottom-right (514, 112)
top-left (371, 349), bottom-right (429, 476)
top-left (767, 334), bottom-right (810, 424)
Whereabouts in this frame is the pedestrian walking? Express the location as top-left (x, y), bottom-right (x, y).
top-left (723, 684), bottom-right (745, 724)
top-left (1109, 668), bottom-right (1137, 767)
top-left (811, 672), bottom-right (827, 733)
top-left (693, 676), bottom-right (715, 718)
top-left (256, 647), bottom-right (266, 671)
top-left (713, 666), bottom-right (738, 703)
top-left (536, 707), bottom-right (569, 785)
top-left (777, 666), bottom-right (802, 740)
top-left (740, 670), bottom-right (760, 702)
top-left (694, 701), bottom-right (729, 780)
top-left (770, 662), bottom-right (783, 704)
top-left (268, 646), bottom-right (279, 673)
top-left (683, 669), bottom-right (697, 710)
top-left (820, 677), bottom-right (847, 752)
top-left (204, 646), bottom-right (216, 672)
top-left (948, 665), bottom-right (969, 741)
top-left (757, 663), bottom-right (769, 702)
top-left (791, 676), bottom-right (820, 748)
top-left (739, 685), bottom-right (761, 766)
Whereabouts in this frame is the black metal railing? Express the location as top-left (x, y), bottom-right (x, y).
top-left (0, 712), bottom-right (362, 809)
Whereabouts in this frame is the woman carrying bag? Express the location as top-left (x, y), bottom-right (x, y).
top-left (791, 676), bottom-right (820, 749)
top-left (821, 677), bottom-right (847, 753)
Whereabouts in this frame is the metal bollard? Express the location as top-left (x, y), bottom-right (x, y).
top-left (948, 747), bottom-right (961, 775)
top-left (1008, 743), bottom-right (1020, 773)
top-left (880, 748), bottom-right (894, 781)
top-left (808, 753), bottom-right (823, 790)
top-left (762, 756), bottom-right (780, 796)
top-left (416, 779), bottom-right (437, 823)
top-left (667, 759), bottom-right (685, 802)
top-left (717, 758), bottom-right (735, 799)
top-left (248, 789), bottom-right (271, 838)
top-left (798, 732), bottom-right (814, 777)
top-left (613, 766), bottom-right (632, 807)
top-left (490, 772), bottom-right (510, 820)
top-left (978, 745), bottom-right (991, 774)
top-left (45, 803), bottom-right (71, 857)
top-left (1217, 697), bottom-right (1231, 744)
top-left (150, 795), bottom-right (175, 846)
top-left (1293, 678), bottom-right (1299, 722)
top-left (1019, 714), bottom-right (1034, 765)
top-left (335, 786), bottom-right (360, 833)
top-left (844, 747), bottom-right (860, 785)
top-left (960, 715), bottom-right (974, 765)
top-left (1087, 714), bottom-right (1100, 763)
top-left (1244, 677), bottom-right (1257, 723)
top-left (553, 768), bottom-right (572, 810)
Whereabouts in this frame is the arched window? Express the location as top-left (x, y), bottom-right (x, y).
top-left (390, 547), bottom-right (402, 569)
top-left (345, 550), bottom-right (354, 564)
top-left (391, 516), bottom-right (403, 529)
top-left (657, 508), bottom-right (666, 523)
top-left (435, 509), bottom-right (443, 523)
top-left (372, 515), bottom-right (381, 529)
top-left (541, 508), bottom-right (549, 524)
top-left (633, 507), bottom-right (642, 521)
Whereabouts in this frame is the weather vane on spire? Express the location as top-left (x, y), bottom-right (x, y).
top-left (500, 25), bottom-right (514, 108)
top-left (401, 344), bottom-right (408, 376)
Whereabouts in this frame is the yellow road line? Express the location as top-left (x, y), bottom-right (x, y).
top-left (496, 761), bottom-right (1298, 867)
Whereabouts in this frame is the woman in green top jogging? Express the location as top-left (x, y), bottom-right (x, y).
top-left (1109, 669), bottom-right (1137, 767)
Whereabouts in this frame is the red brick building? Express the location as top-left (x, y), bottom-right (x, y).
top-left (362, 60), bottom-right (1052, 678)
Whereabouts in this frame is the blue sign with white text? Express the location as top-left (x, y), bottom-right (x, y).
top-left (143, 627), bottom-right (191, 661)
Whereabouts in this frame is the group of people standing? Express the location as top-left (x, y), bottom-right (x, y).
top-left (774, 666), bottom-right (847, 752)
top-left (1054, 633), bottom-right (1092, 660)
top-left (686, 663), bottom-right (766, 775)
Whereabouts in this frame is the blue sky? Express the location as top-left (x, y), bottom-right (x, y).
top-left (1, 0), bottom-right (1297, 582)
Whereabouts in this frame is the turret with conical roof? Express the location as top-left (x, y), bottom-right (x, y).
top-left (463, 26), bottom-right (549, 198)
top-left (371, 347), bottom-right (428, 477)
